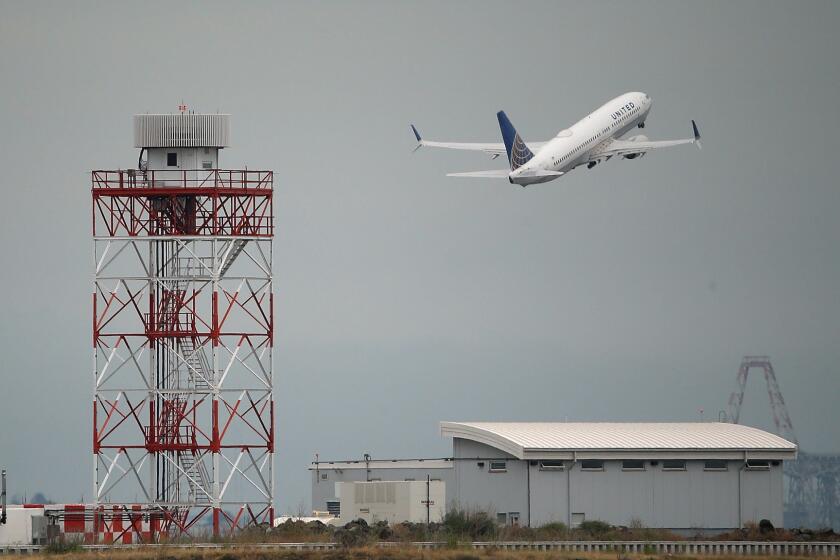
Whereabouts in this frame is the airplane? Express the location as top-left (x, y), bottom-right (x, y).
top-left (410, 91), bottom-right (701, 186)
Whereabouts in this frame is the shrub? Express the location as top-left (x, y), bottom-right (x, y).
top-left (43, 540), bottom-right (83, 554)
top-left (578, 519), bottom-right (612, 536)
top-left (536, 521), bottom-right (568, 539)
top-left (333, 518), bottom-right (376, 548)
top-left (443, 509), bottom-right (498, 540)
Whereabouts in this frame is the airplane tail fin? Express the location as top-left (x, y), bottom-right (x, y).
top-left (497, 111), bottom-right (534, 170)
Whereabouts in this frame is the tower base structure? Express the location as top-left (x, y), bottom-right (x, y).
top-left (91, 114), bottom-right (274, 540)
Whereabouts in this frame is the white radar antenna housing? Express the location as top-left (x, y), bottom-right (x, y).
top-left (133, 113), bottom-right (230, 173)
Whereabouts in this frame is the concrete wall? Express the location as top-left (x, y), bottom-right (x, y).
top-left (529, 462), bottom-right (569, 526)
top-left (741, 465), bottom-right (784, 527)
top-left (562, 460), bottom-right (783, 529)
top-left (452, 439), bottom-right (529, 525)
top-left (0, 506), bottom-right (44, 545)
top-left (146, 147), bottom-right (219, 171)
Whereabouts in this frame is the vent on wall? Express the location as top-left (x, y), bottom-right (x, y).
top-left (354, 481), bottom-right (397, 504)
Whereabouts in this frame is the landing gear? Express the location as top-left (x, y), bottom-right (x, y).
top-left (587, 161), bottom-right (597, 169)
top-left (638, 122), bottom-right (645, 128)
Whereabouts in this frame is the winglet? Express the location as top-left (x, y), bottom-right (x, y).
top-left (692, 119), bottom-right (702, 150)
top-left (411, 124), bottom-right (423, 153)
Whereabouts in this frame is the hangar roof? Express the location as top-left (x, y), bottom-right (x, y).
top-left (440, 422), bottom-right (797, 460)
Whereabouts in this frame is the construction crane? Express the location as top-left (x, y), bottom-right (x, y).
top-left (727, 356), bottom-right (840, 529)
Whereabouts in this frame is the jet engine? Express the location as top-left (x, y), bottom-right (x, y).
top-left (623, 135), bottom-right (648, 159)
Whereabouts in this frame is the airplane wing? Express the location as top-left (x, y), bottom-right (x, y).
top-left (411, 125), bottom-right (546, 159)
top-left (593, 120), bottom-right (701, 160)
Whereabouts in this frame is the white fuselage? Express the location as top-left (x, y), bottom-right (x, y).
top-left (510, 92), bottom-right (652, 185)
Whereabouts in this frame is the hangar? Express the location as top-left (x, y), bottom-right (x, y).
top-left (311, 422), bottom-right (796, 531)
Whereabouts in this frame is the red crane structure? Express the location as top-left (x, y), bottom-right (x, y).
top-left (91, 113), bottom-right (274, 539)
top-left (727, 356), bottom-right (797, 445)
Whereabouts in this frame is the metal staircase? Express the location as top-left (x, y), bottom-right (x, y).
top-left (178, 336), bottom-right (212, 392)
top-left (160, 249), bottom-right (213, 393)
top-left (219, 239), bottom-right (248, 278)
top-left (179, 452), bottom-right (211, 505)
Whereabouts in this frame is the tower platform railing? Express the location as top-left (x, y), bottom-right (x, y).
top-left (92, 169), bottom-right (273, 237)
top-left (92, 169), bottom-right (273, 191)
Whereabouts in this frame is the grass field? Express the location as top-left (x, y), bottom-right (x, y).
top-left (27, 512), bottom-right (838, 559)
top-left (27, 546), bottom-right (833, 560)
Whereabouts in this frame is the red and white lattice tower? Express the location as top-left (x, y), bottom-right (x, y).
top-left (92, 112), bottom-right (274, 539)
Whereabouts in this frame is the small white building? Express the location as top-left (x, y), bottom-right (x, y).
top-left (0, 506), bottom-right (48, 546)
top-left (337, 480), bottom-right (445, 525)
top-left (312, 422), bottom-right (796, 532)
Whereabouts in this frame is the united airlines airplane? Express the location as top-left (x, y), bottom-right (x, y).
top-left (411, 92), bottom-right (700, 186)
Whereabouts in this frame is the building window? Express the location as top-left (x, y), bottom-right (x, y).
top-left (320, 473), bottom-right (328, 480)
top-left (704, 460), bottom-right (728, 471)
top-left (539, 460), bottom-right (565, 471)
top-left (404, 478), bottom-right (415, 481)
top-left (202, 161), bottom-right (213, 169)
top-left (509, 512), bottom-right (521, 526)
top-left (489, 461), bottom-right (507, 473)
top-left (167, 152), bottom-right (177, 166)
top-left (622, 460), bottom-right (645, 471)
top-left (746, 460), bottom-right (771, 470)
top-left (662, 460), bottom-right (687, 471)
top-left (580, 459), bottom-right (604, 471)
top-left (496, 512), bottom-right (507, 525)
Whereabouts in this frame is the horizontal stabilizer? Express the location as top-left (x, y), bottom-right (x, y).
top-left (520, 170), bottom-right (564, 178)
top-left (446, 169), bottom-right (511, 178)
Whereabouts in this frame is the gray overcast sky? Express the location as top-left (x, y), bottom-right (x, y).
top-left (1, 0), bottom-right (839, 513)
